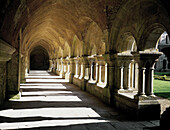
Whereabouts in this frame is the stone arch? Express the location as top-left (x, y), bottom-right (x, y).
top-left (116, 32), bottom-right (137, 54)
top-left (84, 21), bottom-right (106, 56)
top-left (30, 46), bottom-right (50, 70)
top-left (139, 23), bottom-right (168, 51)
top-left (109, 0), bottom-right (170, 53)
top-left (27, 42), bottom-right (53, 60)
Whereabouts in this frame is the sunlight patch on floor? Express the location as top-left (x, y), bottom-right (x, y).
top-left (20, 85), bottom-right (67, 89)
top-left (26, 78), bottom-right (69, 83)
top-left (0, 119), bottom-right (108, 130)
top-left (0, 107), bottom-right (100, 118)
top-left (10, 96), bottom-right (82, 102)
top-left (21, 91), bottom-right (72, 96)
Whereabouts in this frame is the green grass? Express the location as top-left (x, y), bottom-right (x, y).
top-left (154, 79), bottom-right (170, 99)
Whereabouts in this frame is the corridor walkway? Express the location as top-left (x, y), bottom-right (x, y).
top-left (0, 71), bottom-right (159, 129)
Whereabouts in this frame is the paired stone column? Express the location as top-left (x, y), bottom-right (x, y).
top-left (132, 51), bottom-right (162, 99)
top-left (114, 53), bottom-right (133, 92)
top-left (96, 55), bottom-right (107, 88)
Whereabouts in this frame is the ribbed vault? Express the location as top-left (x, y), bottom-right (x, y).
top-left (18, 0), bottom-right (107, 59)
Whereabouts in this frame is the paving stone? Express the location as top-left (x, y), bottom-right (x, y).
top-left (0, 71), bottom-right (160, 129)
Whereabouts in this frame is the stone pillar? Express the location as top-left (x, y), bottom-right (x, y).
top-left (52, 59), bottom-right (56, 73)
top-left (65, 57), bottom-right (71, 80)
top-left (0, 62), bottom-right (7, 107)
top-left (49, 59), bottom-right (53, 72)
top-left (132, 51), bottom-right (162, 120)
top-left (148, 66), bottom-right (154, 96)
top-left (124, 61), bottom-right (132, 90)
top-left (88, 56), bottom-right (96, 83)
top-left (20, 56), bottom-right (26, 83)
top-left (79, 63), bottom-right (83, 79)
top-left (0, 39), bottom-right (16, 105)
top-left (25, 56), bottom-right (29, 76)
top-left (69, 57), bottom-right (75, 83)
top-left (134, 63), bottom-right (139, 89)
top-left (80, 56), bottom-right (89, 90)
top-left (138, 66), bottom-right (146, 96)
top-left (74, 57), bottom-right (80, 78)
top-left (115, 60), bottom-right (124, 91)
top-left (60, 58), bottom-right (66, 78)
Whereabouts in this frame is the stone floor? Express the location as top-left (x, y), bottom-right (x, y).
top-left (0, 71), bottom-right (160, 130)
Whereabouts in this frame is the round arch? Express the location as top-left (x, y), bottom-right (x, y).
top-left (139, 23), bottom-right (168, 51)
top-left (30, 46), bottom-right (50, 70)
top-left (116, 32), bottom-right (137, 53)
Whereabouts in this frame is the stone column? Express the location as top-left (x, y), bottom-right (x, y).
top-left (132, 51), bottom-right (162, 99)
top-left (20, 56), bottom-right (26, 83)
top-left (52, 59), bottom-right (56, 73)
top-left (49, 59), bottom-right (53, 72)
top-left (124, 61), bottom-right (132, 90)
top-left (148, 66), bottom-right (154, 96)
top-left (115, 61), bottom-right (124, 91)
top-left (60, 58), bottom-right (66, 78)
top-left (79, 63), bottom-right (83, 79)
top-left (74, 57), bottom-right (79, 78)
top-left (69, 57), bottom-right (75, 83)
top-left (65, 57), bottom-right (71, 80)
top-left (87, 56), bottom-right (96, 83)
top-left (114, 53), bottom-right (133, 92)
top-left (80, 56), bottom-right (89, 90)
top-left (138, 66), bottom-right (146, 96)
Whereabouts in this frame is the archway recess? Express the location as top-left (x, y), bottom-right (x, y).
top-left (30, 46), bottom-right (49, 70)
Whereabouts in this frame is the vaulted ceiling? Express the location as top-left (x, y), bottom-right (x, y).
top-left (0, 0), bottom-right (170, 58)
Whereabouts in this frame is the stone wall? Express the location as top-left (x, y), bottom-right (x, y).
top-left (0, 62), bottom-right (6, 107)
top-left (6, 52), bottom-right (20, 99)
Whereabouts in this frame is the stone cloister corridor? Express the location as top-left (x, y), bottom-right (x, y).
top-left (0, 0), bottom-right (170, 129)
top-left (0, 71), bottom-right (159, 129)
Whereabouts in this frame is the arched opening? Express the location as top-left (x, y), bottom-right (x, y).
top-left (155, 32), bottom-right (170, 72)
top-left (30, 46), bottom-right (49, 70)
top-left (144, 29), bottom-right (170, 99)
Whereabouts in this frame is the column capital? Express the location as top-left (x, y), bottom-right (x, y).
top-left (132, 51), bottom-right (162, 67)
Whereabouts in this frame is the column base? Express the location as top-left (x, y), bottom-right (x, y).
top-left (114, 92), bottom-right (160, 120)
top-left (134, 95), bottom-right (160, 120)
top-left (69, 73), bottom-right (74, 83)
top-left (136, 100), bottom-right (160, 120)
top-left (81, 79), bottom-right (88, 91)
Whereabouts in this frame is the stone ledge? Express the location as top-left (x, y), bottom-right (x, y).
top-left (114, 93), bottom-right (160, 120)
